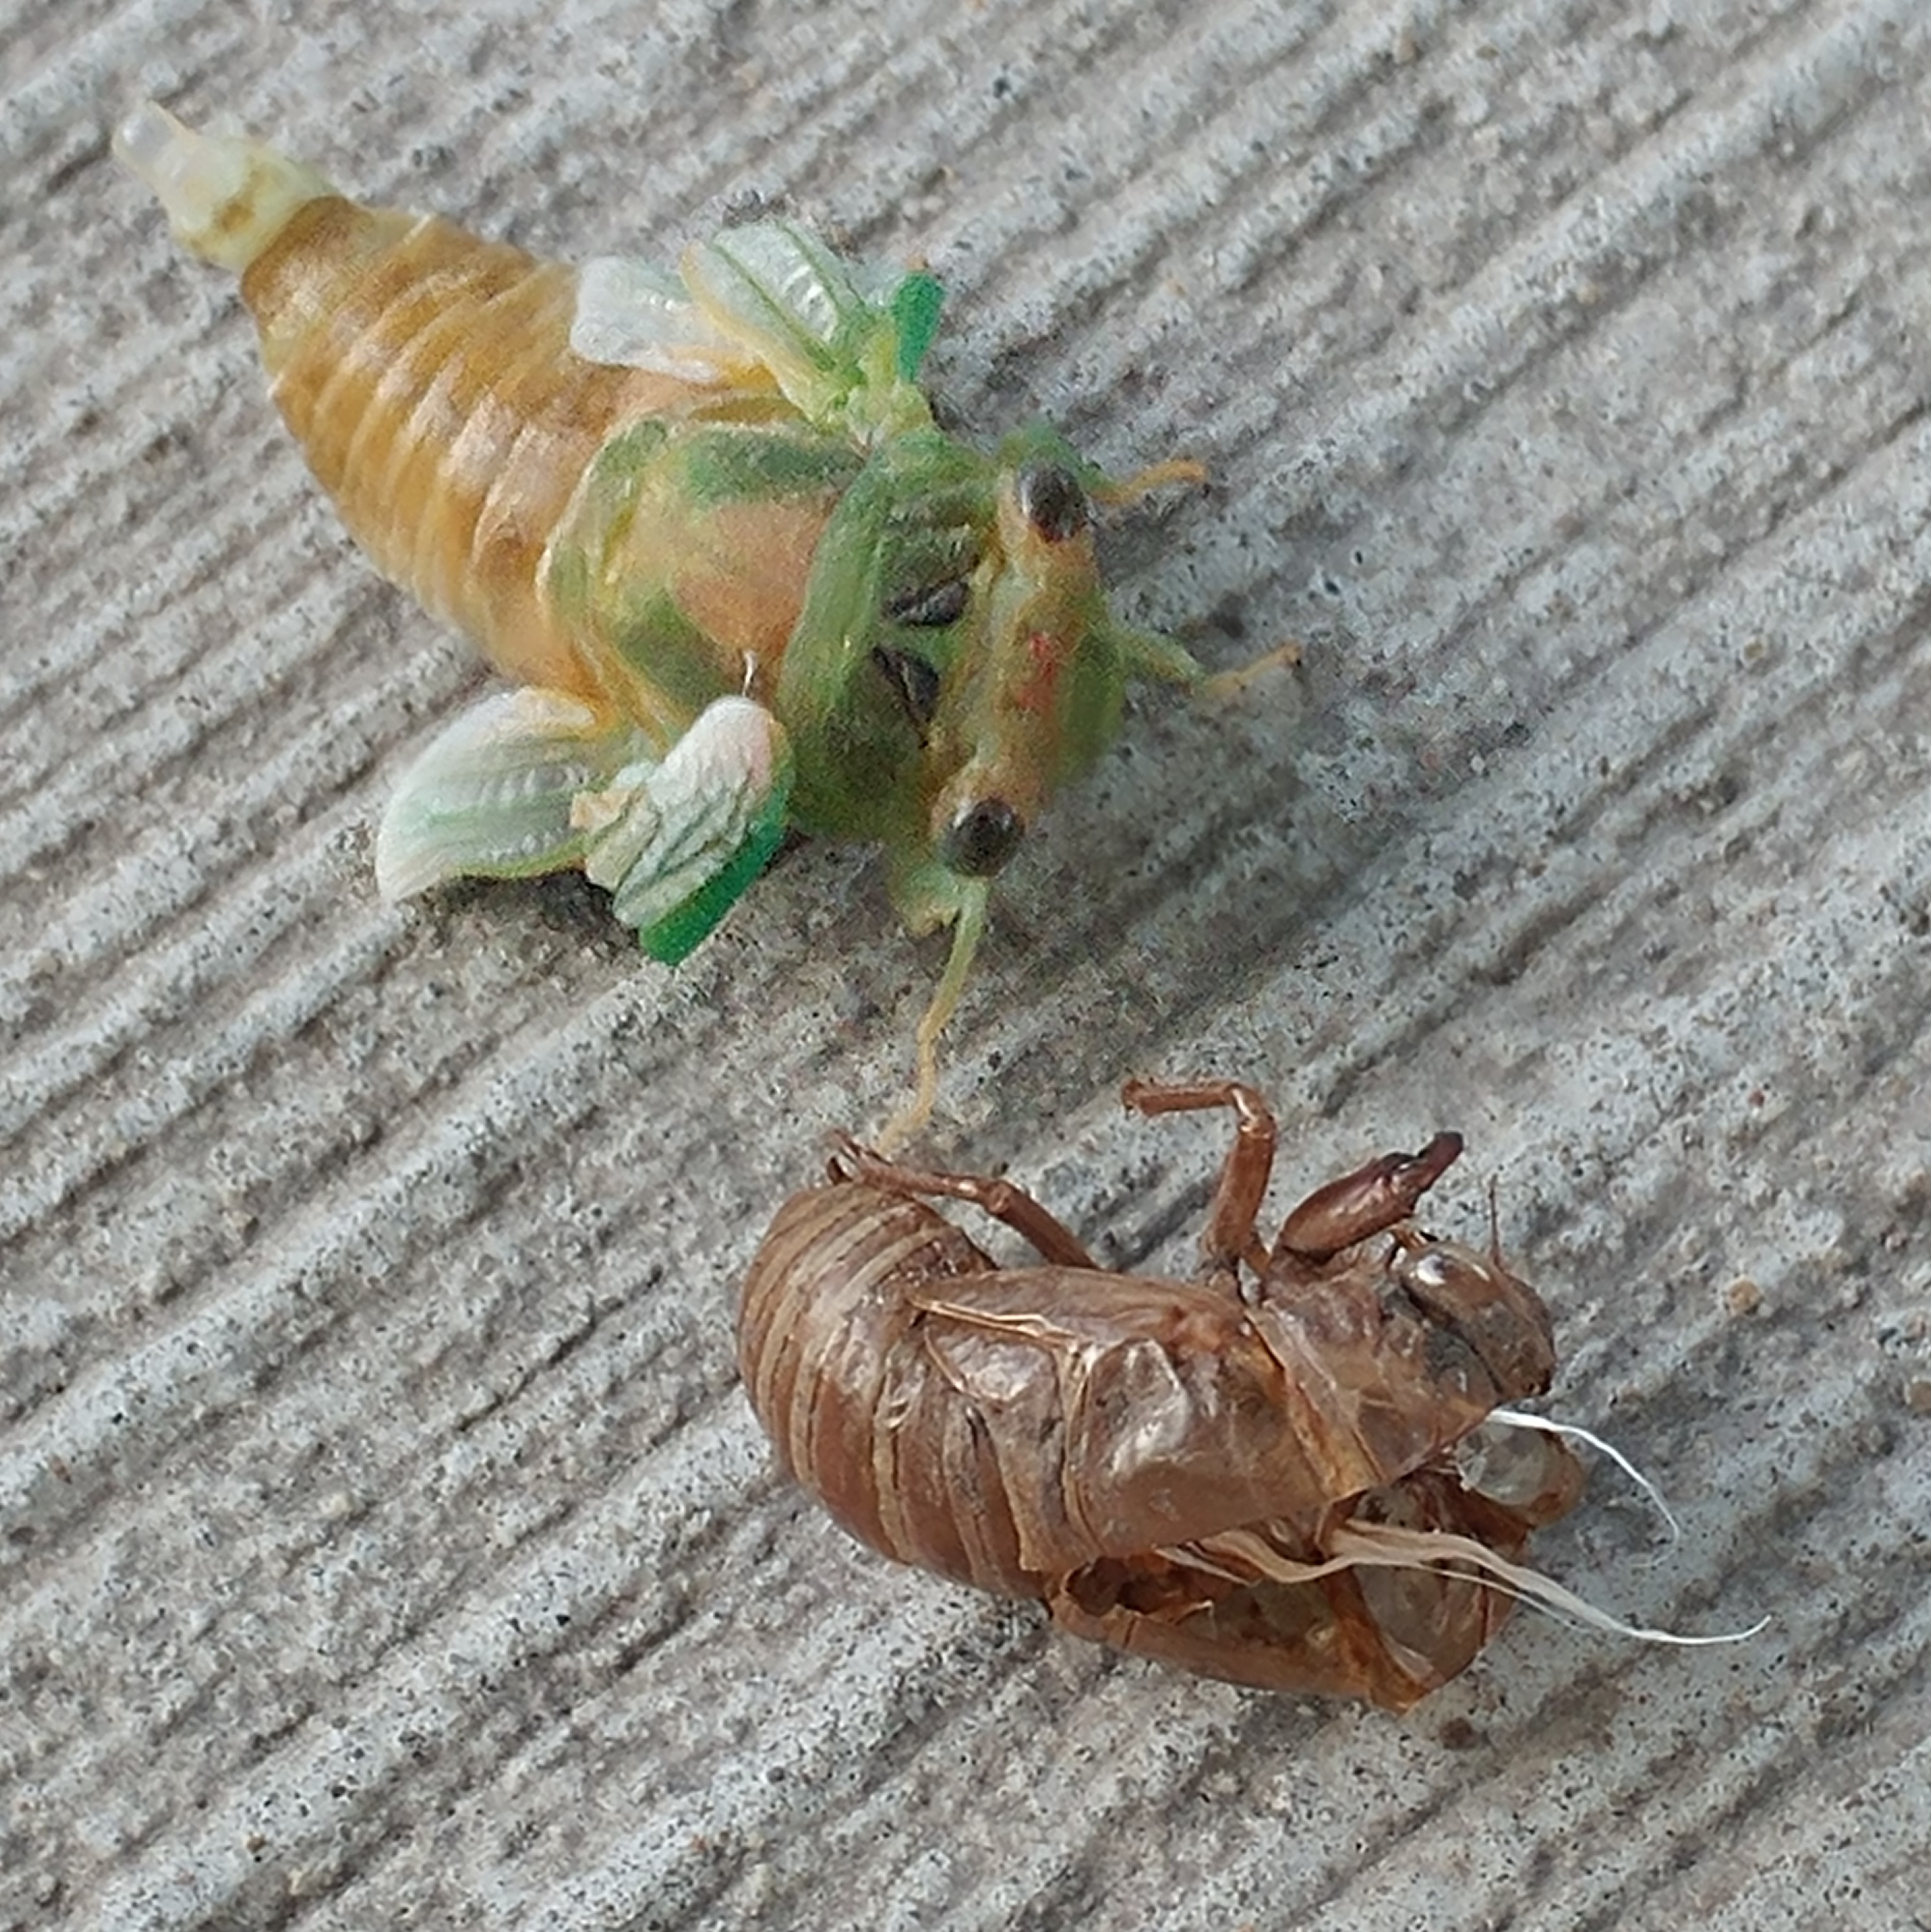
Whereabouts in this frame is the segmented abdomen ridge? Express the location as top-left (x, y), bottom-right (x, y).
top-left (238, 195), bottom-right (670, 695)
top-left (736, 1187), bottom-right (1037, 1598)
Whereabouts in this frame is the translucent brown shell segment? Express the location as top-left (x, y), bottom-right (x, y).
top-left (738, 1183), bottom-right (1025, 1591)
top-left (736, 1082), bottom-right (1587, 1708)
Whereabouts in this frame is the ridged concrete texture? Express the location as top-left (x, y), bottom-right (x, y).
top-left (5, 2), bottom-right (1929, 1927)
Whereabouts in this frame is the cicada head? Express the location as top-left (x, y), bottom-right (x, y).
top-left (775, 423), bottom-right (1185, 924)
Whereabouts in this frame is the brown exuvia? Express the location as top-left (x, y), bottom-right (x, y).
top-left (736, 1078), bottom-right (1586, 1710)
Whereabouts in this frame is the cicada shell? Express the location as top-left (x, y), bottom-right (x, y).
top-left (738, 1078), bottom-right (1587, 1710)
top-left (116, 105), bottom-right (1219, 1131)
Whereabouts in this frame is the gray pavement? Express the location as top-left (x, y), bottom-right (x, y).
top-left (5, 2), bottom-right (1929, 1927)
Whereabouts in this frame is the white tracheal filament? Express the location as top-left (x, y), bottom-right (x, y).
top-left (1162, 1414), bottom-right (1767, 1650)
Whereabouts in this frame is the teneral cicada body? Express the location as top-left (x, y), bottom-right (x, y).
top-left (738, 1078), bottom-right (1589, 1710)
top-left (116, 105), bottom-right (1215, 1129)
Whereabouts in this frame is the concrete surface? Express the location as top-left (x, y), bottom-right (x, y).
top-left (5, 1), bottom-right (1930, 1927)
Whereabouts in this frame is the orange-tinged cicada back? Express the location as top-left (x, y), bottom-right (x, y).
top-left (117, 104), bottom-right (1218, 1133)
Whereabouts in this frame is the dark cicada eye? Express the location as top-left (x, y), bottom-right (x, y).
top-left (1015, 463), bottom-right (1089, 543)
top-left (940, 798), bottom-right (1023, 877)
top-left (882, 576), bottom-right (970, 628)
top-left (871, 645), bottom-right (942, 729)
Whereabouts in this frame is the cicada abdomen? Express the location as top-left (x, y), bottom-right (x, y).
top-left (117, 105), bottom-right (1215, 1130)
top-left (738, 1078), bottom-right (1588, 1710)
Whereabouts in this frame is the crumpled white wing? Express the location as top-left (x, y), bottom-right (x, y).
top-left (569, 254), bottom-right (758, 383)
top-left (580, 696), bottom-right (791, 940)
top-left (374, 688), bottom-right (617, 899)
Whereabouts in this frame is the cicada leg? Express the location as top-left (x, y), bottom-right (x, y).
top-left (1090, 456), bottom-right (1209, 505)
top-left (1100, 614), bottom-right (1301, 707)
top-left (1120, 1077), bottom-right (1277, 1284)
top-left (826, 1133), bottom-right (1098, 1271)
top-left (1044, 1540), bottom-right (1468, 1712)
top-left (1274, 1132), bottom-right (1464, 1265)
top-left (1197, 636), bottom-right (1305, 702)
top-left (874, 869), bottom-right (991, 1155)
top-left (1088, 457), bottom-right (1301, 699)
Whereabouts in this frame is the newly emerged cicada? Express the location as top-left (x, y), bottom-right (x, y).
top-left (742, 1078), bottom-right (1761, 1709)
top-left (117, 104), bottom-right (1226, 1129)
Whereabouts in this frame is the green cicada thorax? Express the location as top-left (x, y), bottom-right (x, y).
top-left (777, 421), bottom-right (1200, 904)
top-left (546, 416), bottom-right (868, 748)
top-left (922, 428), bottom-right (1138, 878)
top-left (774, 431), bottom-right (991, 843)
